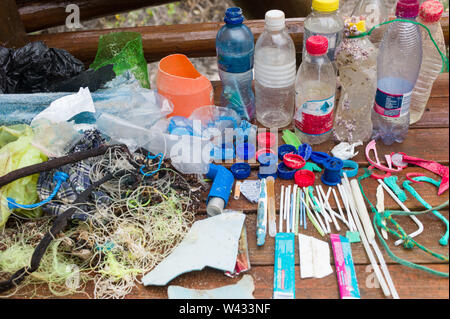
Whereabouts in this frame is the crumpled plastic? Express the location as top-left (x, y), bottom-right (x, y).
top-left (0, 41), bottom-right (84, 94)
top-left (331, 141), bottom-right (363, 160)
top-left (0, 125), bottom-right (48, 228)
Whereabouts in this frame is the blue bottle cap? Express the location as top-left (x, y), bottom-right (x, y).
top-left (297, 144), bottom-right (312, 161)
top-left (278, 144), bottom-right (297, 161)
top-left (341, 160), bottom-right (359, 178)
top-left (321, 157), bottom-right (344, 186)
top-left (277, 162), bottom-right (296, 180)
top-left (310, 151), bottom-right (331, 165)
top-left (224, 7), bottom-right (244, 24)
top-left (236, 142), bottom-right (256, 160)
top-left (231, 162), bottom-right (251, 179)
top-left (258, 152), bottom-right (277, 166)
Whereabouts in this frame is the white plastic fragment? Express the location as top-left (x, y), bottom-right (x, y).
top-left (331, 141), bottom-right (363, 160)
top-left (168, 274), bottom-right (255, 299)
top-left (142, 212), bottom-right (246, 286)
top-left (297, 234), bottom-right (333, 279)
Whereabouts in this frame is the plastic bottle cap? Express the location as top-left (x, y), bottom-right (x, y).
top-left (321, 157), bottom-right (344, 186)
top-left (236, 142), bottom-right (256, 160)
top-left (297, 144), bottom-right (312, 161)
top-left (265, 10), bottom-right (286, 31)
top-left (277, 162), bottom-right (297, 180)
top-left (224, 7), bottom-right (244, 24)
top-left (396, 0), bottom-right (420, 18)
top-left (310, 151), bottom-right (331, 165)
top-left (419, 0), bottom-right (444, 23)
top-left (312, 0), bottom-right (339, 12)
top-left (283, 153), bottom-right (306, 169)
top-left (231, 162), bottom-right (251, 179)
top-left (294, 169), bottom-right (316, 187)
top-left (256, 148), bottom-right (275, 161)
top-left (257, 132), bottom-right (276, 148)
top-left (278, 144), bottom-right (297, 161)
top-left (306, 36), bottom-right (328, 56)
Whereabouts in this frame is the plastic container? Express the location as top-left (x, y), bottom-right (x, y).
top-left (351, 0), bottom-right (389, 46)
top-left (410, 0), bottom-right (446, 124)
top-left (372, 0), bottom-right (423, 145)
top-left (216, 7), bottom-right (255, 121)
top-left (294, 36), bottom-right (336, 145)
top-left (156, 54), bottom-right (213, 118)
top-left (334, 17), bottom-right (377, 143)
top-left (255, 10), bottom-right (296, 128)
top-left (303, 0), bottom-right (344, 67)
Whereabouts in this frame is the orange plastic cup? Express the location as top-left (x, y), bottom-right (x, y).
top-left (156, 54), bottom-right (213, 118)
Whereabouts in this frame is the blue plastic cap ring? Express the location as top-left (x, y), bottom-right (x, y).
top-left (231, 162), bottom-right (251, 179)
top-left (341, 160), bottom-right (359, 178)
top-left (278, 144), bottom-right (297, 161)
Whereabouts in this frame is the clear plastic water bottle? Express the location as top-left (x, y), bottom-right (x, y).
top-left (216, 7), bottom-right (255, 121)
top-left (410, 0), bottom-right (446, 124)
top-left (351, 0), bottom-right (389, 47)
top-left (371, 0), bottom-right (422, 145)
top-left (255, 10), bottom-right (296, 128)
top-left (303, 0), bottom-right (344, 67)
top-left (295, 36), bottom-right (337, 145)
top-left (334, 17), bottom-right (377, 143)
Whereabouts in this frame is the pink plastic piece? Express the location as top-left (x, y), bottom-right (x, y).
top-left (365, 140), bottom-right (403, 173)
top-left (368, 166), bottom-right (392, 179)
top-left (406, 172), bottom-right (427, 184)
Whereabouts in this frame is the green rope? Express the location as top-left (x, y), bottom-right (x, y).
top-left (356, 168), bottom-right (449, 277)
top-left (348, 18), bottom-right (449, 73)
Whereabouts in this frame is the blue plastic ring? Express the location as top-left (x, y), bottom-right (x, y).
top-left (278, 144), bottom-right (297, 161)
top-left (297, 144), bottom-right (312, 161)
top-left (341, 160), bottom-right (359, 178)
top-left (231, 162), bottom-right (251, 179)
top-left (236, 142), bottom-right (256, 160)
top-left (277, 162), bottom-right (296, 180)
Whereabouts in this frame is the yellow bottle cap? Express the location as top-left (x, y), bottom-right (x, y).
top-left (312, 0), bottom-right (339, 12)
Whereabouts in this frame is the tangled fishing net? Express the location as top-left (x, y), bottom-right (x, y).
top-left (0, 146), bottom-right (205, 299)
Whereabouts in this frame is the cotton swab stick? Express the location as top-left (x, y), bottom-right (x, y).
top-left (304, 188), bottom-right (328, 234)
top-left (318, 185), bottom-right (341, 231)
top-left (284, 185), bottom-right (290, 222)
top-left (293, 185), bottom-right (298, 233)
top-left (338, 183), bottom-right (357, 232)
top-left (285, 186), bottom-right (291, 233)
top-left (290, 191), bottom-right (294, 232)
top-left (300, 195), bottom-right (325, 237)
top-left (279, 185), bottom-right (285, 233)
top-left (376, 184), bottom-right (388, 240)
top-left (314, 192), bottom-right (331, 233)
top-left (299, 189), bottom-right (303, 227)
top-left (315, 186), bottom-right (332, 223)
top-left (302, 191), bottom-right (307, 229)
top-left (332, 188), bottom-right (350, 229)
top-left (341, 176), bottom-right (391, 297)
top-left (376, 179), bottom-right (424, 246)
top-left (350, 179), bottom-right (399, 299)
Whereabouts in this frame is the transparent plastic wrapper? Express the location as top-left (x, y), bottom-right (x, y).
top-left (0, 125), bottom-right (48, 227)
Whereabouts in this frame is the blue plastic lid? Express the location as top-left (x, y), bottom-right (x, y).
top-left (258, 152), bottom-right (277, 166)
top-left (278, 144), bottom-right (297, 161)
top-left (236, 142), bottom-right (256, 160)
top-left (321, 157), bottom-right (344, 186)
top-left (298, 144), bottom-right (312, 161)
top-left (231, 162), bottom-right (251, 179)
top-left (310, 151), bottom-right (331, 165)
top-left (277, 162), bottom-right (296, 180)
top-left (224, 7), bottom-right (244, 24)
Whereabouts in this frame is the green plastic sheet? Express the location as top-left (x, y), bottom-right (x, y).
top-left (90, 32), bottom-right (150, 89)
top-left (0, 125), bottom-right (48, 228)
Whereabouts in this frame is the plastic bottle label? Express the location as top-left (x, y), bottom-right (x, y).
top-left (294, 95), bottom-right (335, 135)
top-left (304, 29), bottom-right (342, 62)
top-left (374, 88), bottom-right (412, 118)
top-left (218, 52), bottom-right (254, 73)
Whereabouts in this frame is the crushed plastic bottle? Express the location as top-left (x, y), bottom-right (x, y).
top-left (351, 0), bottom-right (389, 46)
top-left (216, 7), bottom-right (255, 121)
top-left (334, 17), bottom-right (377, 143)
top-left (371, 0), bottom-right (423, 145)
top-left (255, 10), bottom-right (296, 128)
top-left (295, 36), bottom-right (336, 145)
top-left (303, 0), bottom-right (344, 67)
top-left (410, 0), bottom-right (446, 124)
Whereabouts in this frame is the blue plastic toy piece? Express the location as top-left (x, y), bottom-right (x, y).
top-left (297, 144), bottom-right (312, 161)
top-left (310, 151), bottom-right (331, 165)
top-left (321, 157), bottom-right (344, 186)
top-left (278, 144), bottom-right (297, 161)
top-left (277, 162), bottom-right (296, 180)
top-left (341, 160), bottom-right (359, 178)
top-left (7, 171), bottom-right (69, 210)
top-left (231, 162), bottom-right (251, 179)
top-left (205, 163), bottom-right (235, 206)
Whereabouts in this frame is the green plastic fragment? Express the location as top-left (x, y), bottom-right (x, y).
top-left (303, 162), bottom-right (322, 172)
top-left (90, 31), bottom-right (150, 89)
top-left (346, 231), bottom-right (361, 243)
top-left (282, 130), bottom-right (301, 149)
top-left (384, 176), bottom-right (407, 202)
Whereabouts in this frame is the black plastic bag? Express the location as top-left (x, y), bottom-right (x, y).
top-left (0, 41), bottom-right (84, 93)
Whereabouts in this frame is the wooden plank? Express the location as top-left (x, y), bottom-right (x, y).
top-left (0, 0), bottom-right (28, 48)
top-left (18, 0), bottom-right (176, 33)
top-left (27, 15), bottom-right (449, 64)
top-left (12, 264), bottom-right (448, 299)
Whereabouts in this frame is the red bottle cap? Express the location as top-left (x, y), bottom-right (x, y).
top-left (283, 153), bottom-right (306, 169)
top-left (306, 36), bottom-right (328, 56)
top-left (419, 0), bottom-right (444, 23)
top-left (396, 0), bottom-right (420, 18)
top-left (294, 169), bottom-right (315, 187)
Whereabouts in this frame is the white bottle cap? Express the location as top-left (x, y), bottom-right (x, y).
top-left (265, 10), bottom-right (285, 31)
